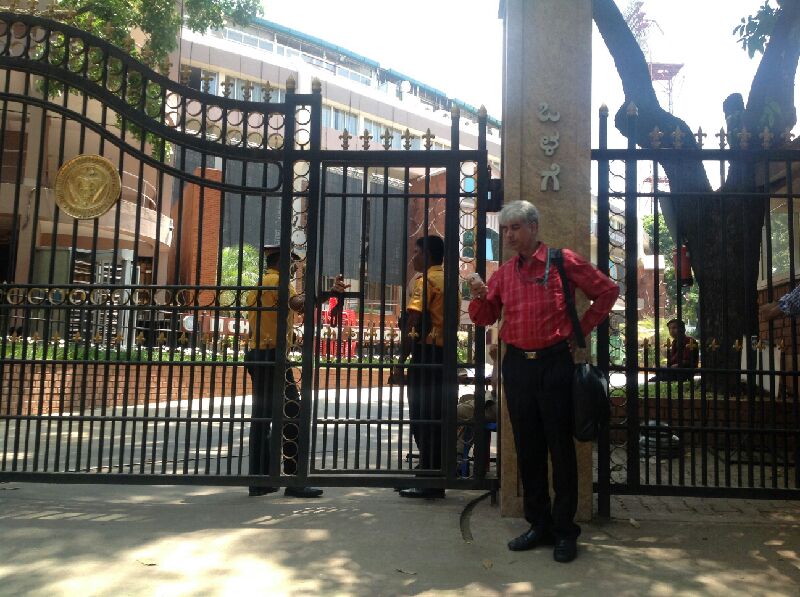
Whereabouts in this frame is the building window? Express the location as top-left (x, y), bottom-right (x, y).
top-left (336, 65), bottom-right (371, 86)
top-left (322, 105), bottom-right (357, 132)
top-left (224, 28), bottom-right (275, 55)
top-left (219, 76), bottom-right (284, 103)
top-left (363, 119), bottom-right (403, 149)
top-left (760, 197), bottom-right (800, 285)
top-left (365, 281), bottom-right (401, 316)
top-left (186, 67), bottom-right (218, 95)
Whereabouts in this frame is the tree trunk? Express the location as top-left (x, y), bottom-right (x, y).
top-left (593, 0), bottom-right (800, 379)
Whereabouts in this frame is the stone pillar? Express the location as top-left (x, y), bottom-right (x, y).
top-left (500, 0), bottom-right (593, 521)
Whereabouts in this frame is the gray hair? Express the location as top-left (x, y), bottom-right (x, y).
top-left (499, 200), bottom-right (539, 226)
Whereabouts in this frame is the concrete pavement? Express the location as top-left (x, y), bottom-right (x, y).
top-left (0, 481), bottom-right (798, 596)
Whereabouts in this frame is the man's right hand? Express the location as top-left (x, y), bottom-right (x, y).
top-left (468, 273), bottom-right (488, 300)
top-left (331, 274), bottom-right (350, 294)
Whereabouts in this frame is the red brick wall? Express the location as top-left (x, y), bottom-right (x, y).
top-left (1, 363), bottom-right (248, 415)
top-left (757, 281), bottom-right (800, 394)
top-left (0, 363), bottom-right (392, 416)
top-left (179, 168), bottom-right (223, 306)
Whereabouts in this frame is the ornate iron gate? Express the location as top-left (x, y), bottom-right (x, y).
top-left (594, 105), bottom-right (800, 511)
top-left (0, 12), bottom-right (495, 492)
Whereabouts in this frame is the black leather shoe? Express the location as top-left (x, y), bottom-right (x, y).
top-left (248, 486), bottom-right (278, 497)
top-left (284, 486), bottom-right (323, 498)
top-left (507, 527), bottom-right (555, 551)
top-left (399, 487), bottom-right (445, 499)
top-left (553, 538), bottom-right (578, 563)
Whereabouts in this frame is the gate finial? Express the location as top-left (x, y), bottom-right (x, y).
top-left (401, 128), bottom-right (415, 150)
top-left (286, 75), bottom-right (296, 93)
top-left (311, 77), bottom-right (321, 93)
top-left (422, 128), bottom-right (436, 150)
top-left (380, 129), bottom-right (393, 150)
top-left (760, 126), bottom-right (774, 149)
top-left (672, 127), bottom-right (684, 149)
top-left (359, 128), bottom-right (372, 150)
top-left (695, 127), bottom-right (707, 148)
top-left (339, 128), bottom-right (352, 150)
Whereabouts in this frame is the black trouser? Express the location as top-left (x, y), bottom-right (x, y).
top-left (244, 348), bottom-right (300, 480)
top-left (408, 343), bottom-right (444, 470)
top-left (503, 344), bottom-right (580, 540)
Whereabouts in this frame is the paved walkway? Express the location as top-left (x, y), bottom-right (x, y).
top-left (0, 481), bottom-right (798, 596)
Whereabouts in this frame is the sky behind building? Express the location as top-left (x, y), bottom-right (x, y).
top-left (260, 0), bottom-right (795, 160)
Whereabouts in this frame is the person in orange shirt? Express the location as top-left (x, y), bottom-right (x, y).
top-left (245, 244), bottom-right (347, 498)
top-left (392, 235), bottom-right (453, 499)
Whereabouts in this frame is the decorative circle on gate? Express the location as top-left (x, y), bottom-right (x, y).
top-left (54, 155), bottom-right (121, 219)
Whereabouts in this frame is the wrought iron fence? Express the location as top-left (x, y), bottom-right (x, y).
top-left (594, 104), bottom-right (800, 512)
top-left (0, 12), bottom-right (496, 492)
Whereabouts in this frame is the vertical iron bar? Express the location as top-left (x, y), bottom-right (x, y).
top-left (596, 105), bottom-right (611, 516)
top-left (299, 88), bottom-right (322, 480)
top-left (624, 105), bottom-right (640, 489)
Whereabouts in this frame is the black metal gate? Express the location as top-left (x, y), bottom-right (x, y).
top-left (0, 12), bottom-right (495, 492)
top-left (594, 105), bottom-right (800, 510)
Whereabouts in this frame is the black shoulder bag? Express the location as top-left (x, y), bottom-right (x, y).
top-left (550, 248), bottom-right (610, 442)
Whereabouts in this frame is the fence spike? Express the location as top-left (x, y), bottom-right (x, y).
top-left (695, 126), bottom-right (707, 149)
top-left (672, 127), bottom-right (684, 149)
top-left (359, 128), bottom-right (372, 150)
top-left (422, 128), bottom-right (436, 150)
top-left (760, 126), bottom-right (774, 149)
top-left (339, 128), bottom-right (352, 150)
top-left (380, 128), bottom-right (393, 150)
top-left (401, 128), bottom-right (415, 150)
top-left (649, 126), bottom-right (663, 148)
top-left (715, 128), bottom-right (727, 149)
top-left (737, 127), bottom-right (751, 150)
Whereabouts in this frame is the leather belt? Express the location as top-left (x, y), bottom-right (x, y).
top-left (508, 340), bottom-right (569, 360)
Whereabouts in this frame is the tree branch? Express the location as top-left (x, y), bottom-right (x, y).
top-left (744, 0), bottom-right (800, 137)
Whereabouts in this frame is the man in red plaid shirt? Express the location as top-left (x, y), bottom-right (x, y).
top-left (468, 200), bottom-right (618, 563)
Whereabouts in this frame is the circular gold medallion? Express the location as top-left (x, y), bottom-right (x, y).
top-left (54, 155), bottom-right (121, 219)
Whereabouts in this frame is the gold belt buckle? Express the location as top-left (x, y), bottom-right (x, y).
top-left (524, 351), bottom-right (538, 360)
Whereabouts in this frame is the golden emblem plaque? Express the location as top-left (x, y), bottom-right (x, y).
top-left (54, 155), bottom-right (121, 219)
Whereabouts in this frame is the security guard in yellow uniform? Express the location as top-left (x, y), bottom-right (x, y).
top-left (245, 243), bottom-right (347, 498)
top-left (392, 235), bottom-right (453, 499)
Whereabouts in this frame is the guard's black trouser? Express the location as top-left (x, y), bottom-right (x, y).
top-left (408, 343), bottom-right (444, 470)
top-left (244, 348), bottom-right (300, 479)
top-left (503, 344), bottom-right (581, 541)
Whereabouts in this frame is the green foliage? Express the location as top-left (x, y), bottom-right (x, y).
top-left (641, 213), bottom-right (700, 328)
top-left (1, 341), bottom-right (244, 362)
top-left (40, 0), bottom-right (261, 159)
top-left (610, 381), bottom-right (706, 399)
top-left (733, 1), bottom-right (778, 58)
top-left (56, 0), bottom-right (262, 63)
top-left (219, 244), bottom-right (261, 315)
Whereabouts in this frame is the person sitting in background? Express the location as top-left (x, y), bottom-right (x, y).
top-left (649, 318), bottom-right (699, 382)
top-left (456, 343), bottom-right (499, 475)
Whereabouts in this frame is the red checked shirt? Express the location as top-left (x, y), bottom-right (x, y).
top-left (469, 242), bottom-right (619, 350)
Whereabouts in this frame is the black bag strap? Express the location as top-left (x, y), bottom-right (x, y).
top-left (550, 248), bottom-right (586, 349)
